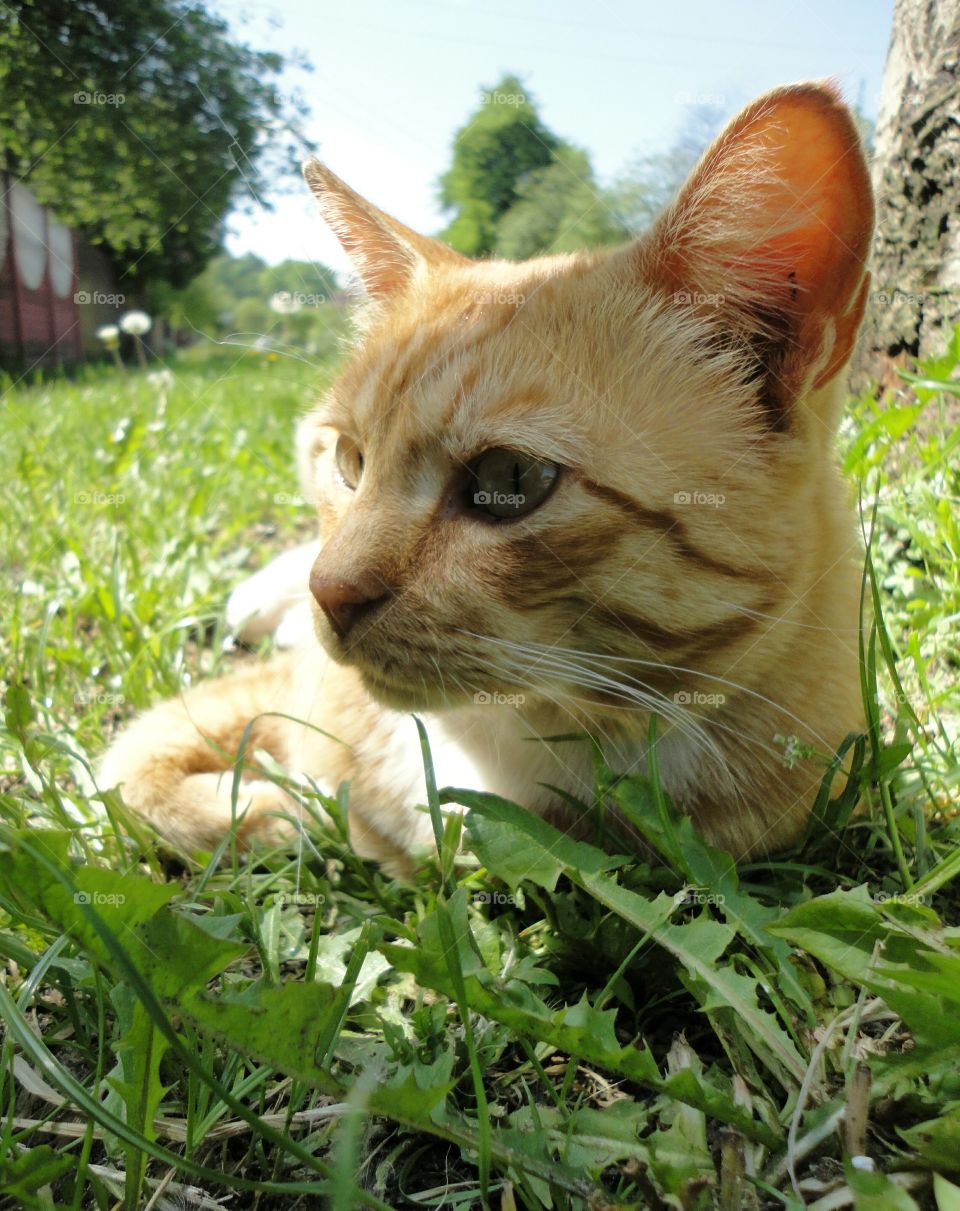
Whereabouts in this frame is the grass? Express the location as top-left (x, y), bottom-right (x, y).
top-left (1, 333), bottom-right (959, 1210)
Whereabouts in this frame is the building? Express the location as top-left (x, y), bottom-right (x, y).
top-left (0, 177), bottom-right (123, 374)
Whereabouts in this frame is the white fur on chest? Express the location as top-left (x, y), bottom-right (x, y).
top-left (289, 643), bottom-right (716, 855)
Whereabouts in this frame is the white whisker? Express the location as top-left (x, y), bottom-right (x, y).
top-left (462, 631), bottom-right (833, 753)
top-left (452, 631), bottom-right (823, 811)
top-left (456, 632), bottom-right (741, 789)
top-left (719, 601), bottom-right (861, 633)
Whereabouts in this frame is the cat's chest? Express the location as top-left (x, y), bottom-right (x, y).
top-left (428, 707), bottom-right (596, 806)
top-left (291, 649), bottom-right (712, 847)
top-left (356, 703), bottom-right (691, 830)
top-left (348, 701), bottom-right (601, 837)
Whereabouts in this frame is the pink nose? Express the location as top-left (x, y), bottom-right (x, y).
top-left (309, 571), bottom-right (388, 639)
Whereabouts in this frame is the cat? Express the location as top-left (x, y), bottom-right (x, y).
top-left (99, 81), bottom-right (875, 877)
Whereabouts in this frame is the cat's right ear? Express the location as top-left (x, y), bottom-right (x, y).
top-left (626, 82), bottom-right (874, 426)
top-left (303, 158), bottom-right (466, 299)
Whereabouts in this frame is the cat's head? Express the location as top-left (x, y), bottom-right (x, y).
top-left (297, 82), bottom-right (873, 724)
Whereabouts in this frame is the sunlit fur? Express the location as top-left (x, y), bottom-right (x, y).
top-left (101, 82), bottom-right (875, 875)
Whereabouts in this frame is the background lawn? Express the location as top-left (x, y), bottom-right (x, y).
top-left (1, 338), bottom-right (959, 1210)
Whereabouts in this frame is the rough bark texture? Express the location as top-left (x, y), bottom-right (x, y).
top-left (853, 0), bottom-right (960, 389)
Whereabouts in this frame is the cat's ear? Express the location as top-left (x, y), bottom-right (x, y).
top-left (303, 158), bottom-right (466, 299)
top-left (633, 82), bottom-right (874, 422)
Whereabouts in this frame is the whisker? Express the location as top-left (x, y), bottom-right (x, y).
top-left (719, 601), bottom-right (861, 633)
top-left (460, 634), bottom-right (738, 783)
top-left (463, 631), bottom-right (833, 752)
top-left (454, 633), bottom-right (810, 808)
top-left (195, 326), bottom-right (329, 370)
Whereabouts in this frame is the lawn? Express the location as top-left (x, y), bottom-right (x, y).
top-left (1, 336), bottom-right (959, 1210)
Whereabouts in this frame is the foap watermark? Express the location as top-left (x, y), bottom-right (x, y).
top-left (474, 691), bottom-right (525, 707)
top-left (75, 291), bottom-right (125, 306)
top-left (474, 489), bottom-right (525, 509)
top-left (674, 690), bottom-right (726, 707)
top-left (673, 489), bottom-right (725, 508)
top-left (674, 889), bottom-right (725, 908)
top-left (74, 90), bottom-right (125, 107)
top-left (74, 891), bottom-right (126, 907)
top-left (267, 87), bottom-right (308, 109)
top-left (75, 491), bottom-right (126, 506)
top-left (673, 290), bottom-right (725, 307)
top-left (274, 492), bottom-right (309, 506)
top-left (473, 890), bottom-right (518, 906)
top-left (284, 291), bottom-right (328, 308)
top-left (473, 290), bottom-right (526, 307)
top-left (74, 690), bottom-right (125, 708)
top-left (874, 689), bottom-right (924, 710)
top-left (275, 891), bottom-right (326, 907)
top-left (872, 889), bottom-right (931, 907)
top-left (478, 88), bottom-right (526, 107)
top-left (872, 289), bottom-right (928, 307)
top-left (268, 291), bottom-right (303, 314)
top-left (674, 90), bottom-right (727, 107)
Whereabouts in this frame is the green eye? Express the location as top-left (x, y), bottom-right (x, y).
top-left (335, 436), bottom-right (364, 489)
top-left (468, 448), bottom-right (559, 519)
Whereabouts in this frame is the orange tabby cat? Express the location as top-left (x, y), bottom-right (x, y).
top-left (100, 82), bottom-right (874, 875)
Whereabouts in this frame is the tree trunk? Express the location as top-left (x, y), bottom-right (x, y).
top-left (854, 0), bottom-right (960, 389)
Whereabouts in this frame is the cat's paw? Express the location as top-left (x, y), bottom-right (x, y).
top-left (275, 601), bottom-right (315, 649)
top-left (232, 778), bottom-right (307, 849)
top-left (226, 542), bottom-right (318, 643)
top-left (146, 771), bottom-right (309, 854)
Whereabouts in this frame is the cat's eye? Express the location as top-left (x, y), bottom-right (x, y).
top-left (467, 448), bottom-right (559, 520)
top-left (335, 436), bottom-right (364, 489)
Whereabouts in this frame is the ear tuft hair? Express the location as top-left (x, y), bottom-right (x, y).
top-left (303, 158), bottom-right (465, 299)
top-left (632, 81), bottom-right (874, 419)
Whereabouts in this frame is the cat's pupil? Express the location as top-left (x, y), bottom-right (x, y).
top-left (468, 448), bottom-right (559, 520)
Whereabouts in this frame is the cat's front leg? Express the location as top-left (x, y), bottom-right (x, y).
top-left (226, 540), bottom-right (318, 645)
top-left (98, 653), bottom-right (310, 852)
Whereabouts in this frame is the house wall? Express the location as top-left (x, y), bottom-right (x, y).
top-left (0, 176), bottom-right (124, 373)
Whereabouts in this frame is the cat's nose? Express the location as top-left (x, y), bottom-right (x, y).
top-left (309, 571), bottom-right (389, 639)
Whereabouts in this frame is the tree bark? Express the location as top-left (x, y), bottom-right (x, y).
top-left (854, 0), bottom-right (960, 388)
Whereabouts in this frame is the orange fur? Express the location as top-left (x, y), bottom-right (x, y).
top-left (100, 82), bottom-right (874, 874)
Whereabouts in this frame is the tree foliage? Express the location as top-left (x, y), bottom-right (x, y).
top-left (152, 251), bottom-right (345, 355)
top-left (493, 146), bottom-right (631, 260)
top-left (440, 75), bottom-right (562, 256)
top-left (0, 0), bottom-right (312, 288)
top-left (439, 76), bottom-right (722, 262)
top-left (199, 252), bottom-right (337, 311)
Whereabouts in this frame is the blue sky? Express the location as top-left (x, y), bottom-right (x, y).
top-left (217, 0), bottom-right (894, 276)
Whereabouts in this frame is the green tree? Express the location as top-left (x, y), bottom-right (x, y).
top-left (494, 146), bottom-right (631, 260)
top-left (288, 302), bottom-right (349, 359)
top-left (153, 252), bottom-right (340, 343)
top-left (190, 254), bottom-right (336, 309)
top-left (150, 275), bottom-right (223, 334)
top-left (202, 252), bottom-right (270, 304)
top-left (258, 260), bottom-right (337, 301)
top-left (0, 0), bottom-right (312, 289)
top-left (440, 75), bottom-right (561, 256)
top-left (232, 296), bottom-right (273, 335)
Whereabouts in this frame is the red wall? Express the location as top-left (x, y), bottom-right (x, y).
top-left (0, 175), bottom-right (87, 371)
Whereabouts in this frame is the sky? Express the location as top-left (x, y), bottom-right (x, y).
top-left (216, 0), bottom-right (895, 277)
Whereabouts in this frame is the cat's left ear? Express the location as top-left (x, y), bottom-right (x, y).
top-left (303, 158), bottom-right (466, 299)
top-left (630, 82), bottom-right (874, 424)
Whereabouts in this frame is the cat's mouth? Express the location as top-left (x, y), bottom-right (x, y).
top-left (359, 668), bottom-right (445, 711)
top-left (316, 621), bottom-right (459, 710)
top-left (325, 632), bottom-right (526, 713)
top-left (312, 602), bottom-right (534, 712)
